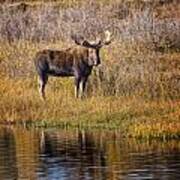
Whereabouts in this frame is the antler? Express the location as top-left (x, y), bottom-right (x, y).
top-left (72, 30), bottom-right (112, 48)
top-left (92, 30), bottom-right (112, 48)
top-left (72, 34), bottom-right (101, 48)
top-left (103, 30), bottom-right (112, 45)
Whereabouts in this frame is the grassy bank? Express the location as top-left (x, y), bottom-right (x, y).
top-left (0, 76), bottom-right (180, 139)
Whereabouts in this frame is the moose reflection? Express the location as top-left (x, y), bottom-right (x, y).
top-left (34, 31), bottom-right (112, 99)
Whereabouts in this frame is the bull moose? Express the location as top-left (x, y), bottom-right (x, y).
top-left (34, 31), bottom-right (112, 99)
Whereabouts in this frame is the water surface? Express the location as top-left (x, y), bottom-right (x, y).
top-left (0, 126), bottom-right (180, 180)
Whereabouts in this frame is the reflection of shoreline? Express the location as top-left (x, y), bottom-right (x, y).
top-left (0, 127), bottom-right (18, 180)
top-left (0, 127), bottom-right (180, 180)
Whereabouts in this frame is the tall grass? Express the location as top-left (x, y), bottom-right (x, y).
top-left (0, 75), bottom-right (179, 139)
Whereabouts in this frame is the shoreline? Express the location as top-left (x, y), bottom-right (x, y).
top-left (0, 77), bottom-right (179, 140)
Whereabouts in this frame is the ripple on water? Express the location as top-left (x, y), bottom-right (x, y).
top-left (0, 127), bottom-right (179, 180)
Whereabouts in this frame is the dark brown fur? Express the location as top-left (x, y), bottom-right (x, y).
top-left (34, 46), bottom-right (100, 99)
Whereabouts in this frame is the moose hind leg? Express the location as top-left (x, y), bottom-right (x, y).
top-left (38, 74), bottom-right (48, 100)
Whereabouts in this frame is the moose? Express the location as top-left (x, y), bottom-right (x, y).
top-left (34, 31), bottom-right (112, 99)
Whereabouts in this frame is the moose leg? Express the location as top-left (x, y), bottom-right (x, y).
top-left (74, 77), bottom-right (81, 98)
top-left (38, 73), bottom-right (48, 100)
top-left (80, 77), bottom-right (88, 98)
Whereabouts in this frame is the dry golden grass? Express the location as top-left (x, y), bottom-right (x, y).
top-left (0, 76), bottom-right (179, 139)
top-left (0, 39), bottom-right (179, 140)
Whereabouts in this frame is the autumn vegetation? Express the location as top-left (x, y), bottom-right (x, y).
top-left (0, 0), bottom-right (179, 139)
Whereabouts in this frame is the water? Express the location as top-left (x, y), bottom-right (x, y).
top-left (0, 126), bottom-right (180, 180)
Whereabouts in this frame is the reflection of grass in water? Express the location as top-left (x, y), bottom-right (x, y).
top-left (0, 126), bottom-right (179, 180)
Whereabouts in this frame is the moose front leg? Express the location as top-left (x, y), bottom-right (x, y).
top-left (74, 77), bottom-right (81, 98)
top-left (79, 77), bottom-right (88, 98)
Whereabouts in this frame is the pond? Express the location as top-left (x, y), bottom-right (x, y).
top-left (0, 126), bottom-right (180, 180)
